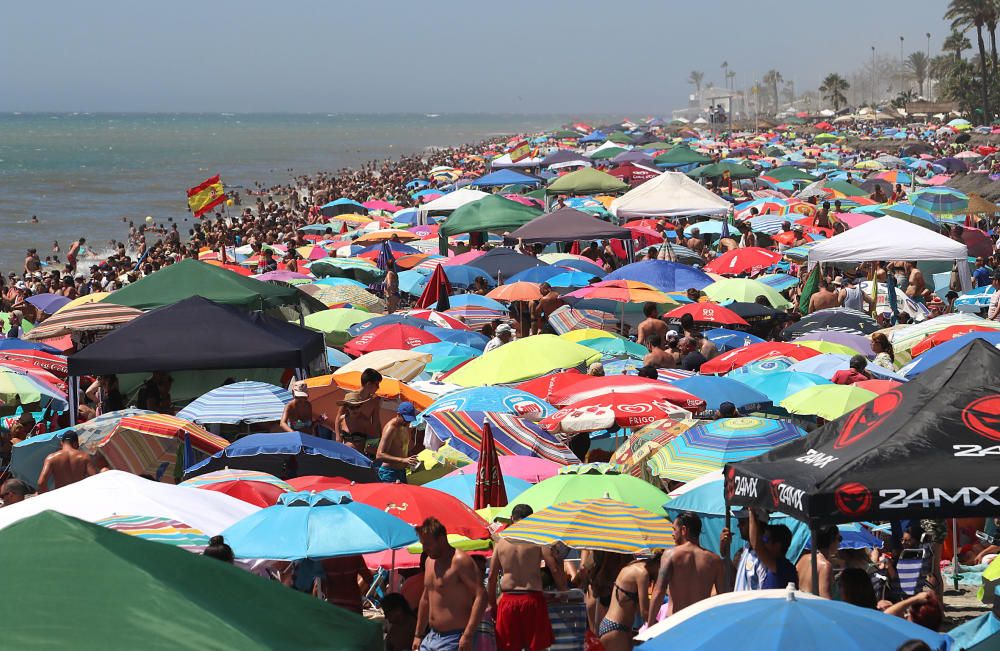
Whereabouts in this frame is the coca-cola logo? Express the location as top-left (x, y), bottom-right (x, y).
top-left (834, 482), bottom-right (873, 517)
top-left (834, 390), bottom-right (902, 449)
top-left (962, 395), bottom-right (1000, 442)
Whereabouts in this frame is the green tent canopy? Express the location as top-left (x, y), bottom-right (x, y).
top-left (608, 131), bottom-right (634, 144)
top-left (654, 145), bottom-right (714, 166)
top-left (439, 194), bottom-right (543, 237)
top-left (546, 167), bottom-right (629, 195)
top-left (642, 142), bottom-right (673, 151)
top-left (0, 511), bottom-right (382, 650)
top-left (764, 166), bottom-right (818, 182)
top-left (588, 147), bottom-right (627, 161)
top-left (551, 129), bottom-right (581, 139)
top-left (103, 259), bottom-right (323, 314)
top-left (687, 162), bottom-right (759, 180)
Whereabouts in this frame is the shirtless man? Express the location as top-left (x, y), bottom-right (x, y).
top-left (904, 261), bottom-right (930, 302)
top-left (334, 368), bottom-right (383, 452)
top-left (376, 402), bottom-right (419, 483)
top-left (796, 523), bottom-right (839, 597)
top-left (646, 511), bottom-right (727, 625)
top-left (686, 228), bottom-right (705, 256)
top-left (67, 237), bottom-right (85, 272)
top-left (23, 248), bottom-right (40, 276)
top-left (808, 280), bottom-right (841, 313)
top-left (599, 554), bottom-right (660, 651)
top-left (636, 302), bottom-right (667, 348)
top-left (37, 430), bottom-right (96, 493)
top-left (413, 517), bottom-right (486, 651)
top-left (532, 283), bottom-right (564, 334)
top-left (488, 505), bottom-right (566, 651)
top-left (642, 335), bottom-right (674, 369)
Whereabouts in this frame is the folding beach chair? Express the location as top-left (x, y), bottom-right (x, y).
top-left (362, 567), bottom-right (389, 609)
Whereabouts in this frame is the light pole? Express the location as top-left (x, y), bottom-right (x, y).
top-left (872, 46), bottom-right (877, 106)
top-left (900, 36), bottom-right (905, 97)
top-left (927, 32), bottom-right (932, 99)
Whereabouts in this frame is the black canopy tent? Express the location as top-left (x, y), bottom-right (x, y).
top-left (67, 296), bottom-right (325, 423)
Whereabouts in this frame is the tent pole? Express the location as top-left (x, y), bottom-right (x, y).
top-left (68, 376), bottom-right (78, 426)
top-left (952, 518), bottom-right (960, 591)
top-left (810, 525), bottom-right (819, 595)
top-left (724, 498), bottom-right (733, 588)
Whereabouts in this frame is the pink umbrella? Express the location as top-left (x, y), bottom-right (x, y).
top-left (403, 308), bottom-right (472, 330)
top-left (502, 194), bottom-right (544, 207)
top-left (252, 270), bottom-right (313, 282)
top-left (921, 174), bottom-right (952, 186)
top-left (446, 250), bottom-right (487, 266)
top-left (833, 212), bottom-right (875, 229)
top-left (363, 200), bottom-right (403, 213)
top-left (418, 193), bottom-right (444, 203)
top-left (408, 224), bottom-right (439, 237)
top-left (445, 455), bottom-right (562, 483)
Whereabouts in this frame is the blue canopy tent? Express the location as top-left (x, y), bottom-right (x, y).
top-left (469, 169), bottom-right (541, 188)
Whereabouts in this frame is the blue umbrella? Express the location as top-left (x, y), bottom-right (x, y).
top-left (670, 376), bottom-right (772, 413)
top-left (184, 432), bottom-right (376, 482)
top-left (312, 277), bottom-right (368, 288)
top-left (447, 294), bottom-right (508, 311)
top-left (803, 523), bottom-right (883, 551)
top-left (0, 338), bottom-right (61, 354)
top-left (910, 187), bottom-right (969, 214)
top-left (684, 221), bottom-right (725, 237)
top-left (347, 314), bottom-right (434, 337)
top-left (899, 332), bottom-right (1000, 378)
top-left (443, 265), bottom-right (496, 288)
top-left (757, 273), bottom-right (800, 292)
top-left (604, 260), bottom-right (712, 292)
top-left (416, 387), bottom-right (555, 426)
top-left (398, 270), bottom-right (431, 295)
top-left (412, 342), bottom-right (481, 372)
top-left (425, 327), bottom-right (489, 350)
top-left (548, 271), bottom-right (598, 288)
top-left (881, 203), bottom-right (939, 227)
top-left (222, 490), bottom-right (418, 560)
top-left (406, 179), bottom-right (430, 190)
top-left (423, 474), bottom-right (532, 508)
top-left (359, 241), bottom-right (419, 257)
top-left (25, 293), bottom-right (70, 315)
top-left (557, 258), bottom-right (607, 277)
top-left (731, 371), bottom-right (830, 405)
top-left (955, 284), bottom-right (995, 310)
top-left (636, 585), bottom-right (950, 651)
top-left (326, 346), bottom-right (353, 368)
top-left (507, 266), bottom-right (567, 284)
top-left (176, 381), bottom-right (291, 425)
top-left (786, 353), bottom-right (906, 381)
top-left (703, 328), bottom-right (765, 352)
top-left (949, 608), bottom-right (1000, 651)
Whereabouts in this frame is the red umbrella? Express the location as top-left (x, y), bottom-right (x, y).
top-left (474, 421), bottom-right (508, 510)
top-left (345, 483), bottom-right (490, 539)
top-left (285, 475), bottom-right (354, 492)
top-left (197, 480), bottom-right (288, 508)
top-left (854, 379), bottom-right (902, 394)
top-left (548, 375), bottom-right (706, 414)
top-left (704, 247), bottom-right (781, 276)
top-left (700, 341), bottom-right (820, 374)
top-left (663, 302), bottom-right (749, 326)
top-left (342, 324), bottom-right (441, 356)
top-left (415, 264), bottom-right (453, 310)
top-left (0, 350), bottom-right (67, 377)
top-left (515, 369), bottom-right (585, 402)
top-left (911, 324), bottom-right (999, 356)
top-left (0, 361), bottom-right (66, 394)
top-left (541, 393), bottom-right (691, 433)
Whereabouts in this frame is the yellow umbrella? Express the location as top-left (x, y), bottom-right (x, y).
top-left (560, 328), bottom-right (618, 343)
top-left (795, 340), bottom-right (864, 356)
top-left (56, 292), bottom-right (110, 313)
top-left (354, 229), bottom-right (419, 244)
top-left (780, 385), bottom-right (877, 420)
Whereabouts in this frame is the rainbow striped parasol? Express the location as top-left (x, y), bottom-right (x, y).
top-left (95, 515), bottom-right (210, 551)
top-left (180, 469), bottom-right (292, 491)
top-left (98, 414), bottom-right (229, 480)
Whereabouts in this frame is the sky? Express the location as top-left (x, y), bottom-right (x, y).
top-left (1, 0), bottom-right (952, 114)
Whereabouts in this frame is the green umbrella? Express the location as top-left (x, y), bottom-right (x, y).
top-left (608, 131), bottom-right (634, 144)
top-left (703, 278), bottom-right (792, 309)
top-left (495, 465), bottom-right (670, 520)
top-left (823, 180), bottom-right (869, 198)
top-left (765, 166), bottom-right (818, 182)
top-left (654, 145), bottom-right (713, 166)
top-left (688, 162), bottom-right (758, 180)
top-left (303, 308), bottom-right (372, 347)
top-left (578, 336), bottom-right (648, 358)
top-left (0, 511), bottom-right (381, 650)
top-left (546, 168), bottom-right (628, 195)
top-left (780, 384), bottom-right (877, 420)
top-left (439, 195), bottom-right (542, 237)
top-left (552, 129), bottom-right (581, 139)
top-left (588, 147), bottom-right (627, 161)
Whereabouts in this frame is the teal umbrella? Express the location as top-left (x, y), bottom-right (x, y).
top-left (731, 371), bottom-right (831, 405)
top-left (578, 337), bottom-right (648, 358)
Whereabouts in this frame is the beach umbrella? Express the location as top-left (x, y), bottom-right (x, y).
top-left (647, 417), bottom-right (807, 482)
top-left (421, 410), bottom-right (576, 466)
top-left (441, 264), bottom-right (495, 288)
top-left (25, 293), bottom-right (70, 314)
top-left (424, 473), bottom-right (529, 508)
top-left (793, 331), bottom-right (873, 357)
top-left (222, 490), bottom-right (417, 560)
top-left (546, 375), bottom-right (706, 413)
top-left (344, 483), bottom-right (490, 539)
top-left (785, 353), bottom-right (906, 381)
top-left (415, 263), bottom-right (453, 311)
top-left (507, 266), bottom-right (567, 284)
top-left (496, 466), bottom-right (670, 519)
top-left (0, 338), bottom-right (61, 355)
top-left (547, 305), bottom-right (617, 334)
top-left (501, 498), bottom-right (674, 553)
top-left (0, 366), bottom-right (66, 409)
top-left (757, 273), bottom-right (800, 292)
top-left (853, 379), bottom-right (902, 394)
top-left (183, 431), bottom-right (377, 483)
top-left (299, 283), bottom-right (384, 311)
top-left (412, 341), bottom-right (480, 373)
top-left (566, 279), bottom-right (673, 305)
top-left (311, 276), bottom-right (367, 288)
top-left (724, 358), bottom-right (795, 376)
top-left (794, 339), bottom-right (868, 357)
top-left (445, 455), bottom-right (562, 484)
top-left (179, 469), bottom-right (292, 508)
top-left (445, 335), bottom-right (600, 387)
top-left (704, 247), bottom-right (781, 276)
top-left (551, 257), bottom-right (607, 276)
top-left (417, 386), bottom-right (555, 423)
top-left (253, 270), bottom-right (314, 283)
top-left (446, 294), bottom-right (508, 311)
top-left (23, 302), bottom-right (143, 341)
top-left (911, 323), bottom-right (1000, 355)
top-left (702, 278), bottom-right (791, 309)
top-left (401, 308), bottom-right (470, 330)
top-left (577, 336), bottom-right (648, 358)
top-left (663, 302), bottom-right (749, 326)
top-left (342, 323), bottom-right (440, 356)
top-left (443, 305), bottom-right (510, 330)
top-left (911, 187), bottom-right (969, 214)
top-left (700, 342), bottom-right (819, 374)
top-left (541, 393), bottom-right (692, 433)
top-left (333, 349), bottom-right (431, 381)
top-left (175, 381), bottom-right (291, 425)
top-left (670, 376), bottom-right (772, 413)
top-left (880, 202), bottom-right (938, 228)
top-left (346, 314), bottom-right (433, 337)
top-left (94, 514), bottom-right (211, 552)
top-left (899, 332), bottom-right (1000, 378)
top-left (636, 586), bottom-right (949, 651)
top-left (548, 270), bottom-right (600, 288)
top-left (781, 384), bottom-right (878, 420)
top-left (487, 281), bottom-right (544, 302)
top-left (733, 371), bottom-right (830, 405)
top-left (785, 308), bottom-right (879, 337)
top-left (473, 421), bottom-right (507, 509)
top-left (98, 414), bottom-right (229, 479)
top-left (559, 328), bottom-right (618, 343)
top-left (302, 307), bottom-right (372, 346)
top-left (306, 257), bottom-right (383, 283)
top-left (425, 326), bottom-right (488, 349)
top-left (703, 328), bottom-right (765, 352)
top-left (949, 610), bottom-right (1000, 651)
top-left (611, 418), bottom-right (696, 478)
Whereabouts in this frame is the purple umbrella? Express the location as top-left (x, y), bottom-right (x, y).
top-left (25, 293), bottom-right (70, 315)
top-left (792, 330), bottom-right (873, 357)
top-left (252, 270), bottom-right (313, 283)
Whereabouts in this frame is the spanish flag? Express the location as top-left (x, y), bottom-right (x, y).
top-left (509, 140), bottom-right (531, 162)
top-left (187, 175), bottom-right (226, 217)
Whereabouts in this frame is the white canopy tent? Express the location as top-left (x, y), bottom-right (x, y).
top-left (0, 470), bottom-right (258, 535)
top-left (417, 188), bottom-right (488, 225)
top-left (490, 153), bottom-right (544, 168)
top-left (807, 217), bottom-right (972, 291)
top-left (586, 140), bottom-right (632, 156)
top-left (610, 171), bottom-right (731, 219)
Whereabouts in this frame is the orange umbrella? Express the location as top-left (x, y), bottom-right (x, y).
top-left (486, 282), bottom-right (543, 302)
top-left (302, 372), bottom-right (433, 425)
top-left (354, 229), bottom-right (420, 244)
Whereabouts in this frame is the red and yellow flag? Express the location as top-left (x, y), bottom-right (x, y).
top-left (509, 140), bottom-right (531, 162)
top-left (186, 175), bottom-right (226, 217)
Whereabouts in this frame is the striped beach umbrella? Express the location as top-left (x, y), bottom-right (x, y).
top-left (176, 381), bottom-right (291, 425)
top-left (181, 469), bottom-right (292, 490)
top-left (443, 305), bottom-right (511, 330)
top-left (99, 414), bottom-right (229, 480)
top-left (910, 187), bottom-right (969, 214)
top-left (23, 302), bottom-right (143, 341)
top-left (179, 469), bottom-right (292, 507)
top-left (647, 417), bottom-right (806, 482)
top-left (95, 515), bottom-right (210, 552)
top-left (612, 418), bottom-right (696, 480)
top-left (299, 283), bottom-right (385, 311)
top-left (501, 498), bottom-right (675, 553)
top-left (547, 305), bottom-right (617, 335)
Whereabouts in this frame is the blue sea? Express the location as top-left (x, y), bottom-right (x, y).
top-left (0, 112), bottom-right (589, 272)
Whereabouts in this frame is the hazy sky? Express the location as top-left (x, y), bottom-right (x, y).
top-left (2, 0), bottom-right (951, 114)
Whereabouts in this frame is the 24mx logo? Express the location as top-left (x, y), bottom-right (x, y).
top-left (796, 448), bottom-right (839, 469)
top-left (880, 486), bottom-right (1000, 510)
top-left (953, 444), bottom-right (1000, 457)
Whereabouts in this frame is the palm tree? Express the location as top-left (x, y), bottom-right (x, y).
top-left (819, 73), bottom-right (850, 111)
top-left (721, 61), bottom-right (729, 89)
top-left (906, 51), bottom-right (930, 96)
top-left (946, 0), bottom-right (991, 122)
top-left (943, 29), bottom-right (973, 60)
top-left (688, 70), bottom-right (705, 95)
top-left (762, 69), bottom-right (783, 113)
top-left (987, 0), bottom-right (999, 69)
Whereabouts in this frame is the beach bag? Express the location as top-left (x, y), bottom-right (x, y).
top-left (950, 264), bottom-right (962, 292)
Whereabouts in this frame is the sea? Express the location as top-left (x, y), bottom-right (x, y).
top-left (0, 112), bottom-right (592, 273)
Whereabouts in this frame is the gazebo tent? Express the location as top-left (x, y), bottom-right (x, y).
top-left (102, 259), bottom-right (323, 315)
top-left (416, 188), bottom-right (488, 226)
top-left (439, 195), bottom-right (543, 237)
top-left (545, 168), bottom-right (629, 195)
top-left (540, 150), bottom-right (590, 168)
top-left (469, 169), bottom-right (541, 188)
top-left (806, 217), bottom-right (972, 291)
top-left (490, 153), bottom-right (544, 168)
top-left (728, 340), bottom-right (1000, 525)
top-left (507, 208), bottom-right (632, 245)
top-left (610, 172), bottom-right (732, 219)
top-left (467, 248), bottom-right (547, 280)
top-left (654, 145), bottom-right (714, 167)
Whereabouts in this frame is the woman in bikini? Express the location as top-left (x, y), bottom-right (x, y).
top-left (599, 554), bottom-right (661, 651)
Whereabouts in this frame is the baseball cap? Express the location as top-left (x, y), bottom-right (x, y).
top-left (397, 401), bottom-right (417, 423)
top-left (666, 329), bottom-right (679, 339)
top-left (291, 382), bottom-right (308, 399)
top-left (337, 391), bottom-right (368, 406)
top-left (496, 323), bottom-right (513, 335)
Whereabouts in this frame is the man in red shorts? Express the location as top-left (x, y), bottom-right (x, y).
top-left (487, 504), bottom-right (567, 651)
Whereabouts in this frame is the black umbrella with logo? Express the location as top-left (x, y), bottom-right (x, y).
top-left (726, 339), bottom-right (1000, 525)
